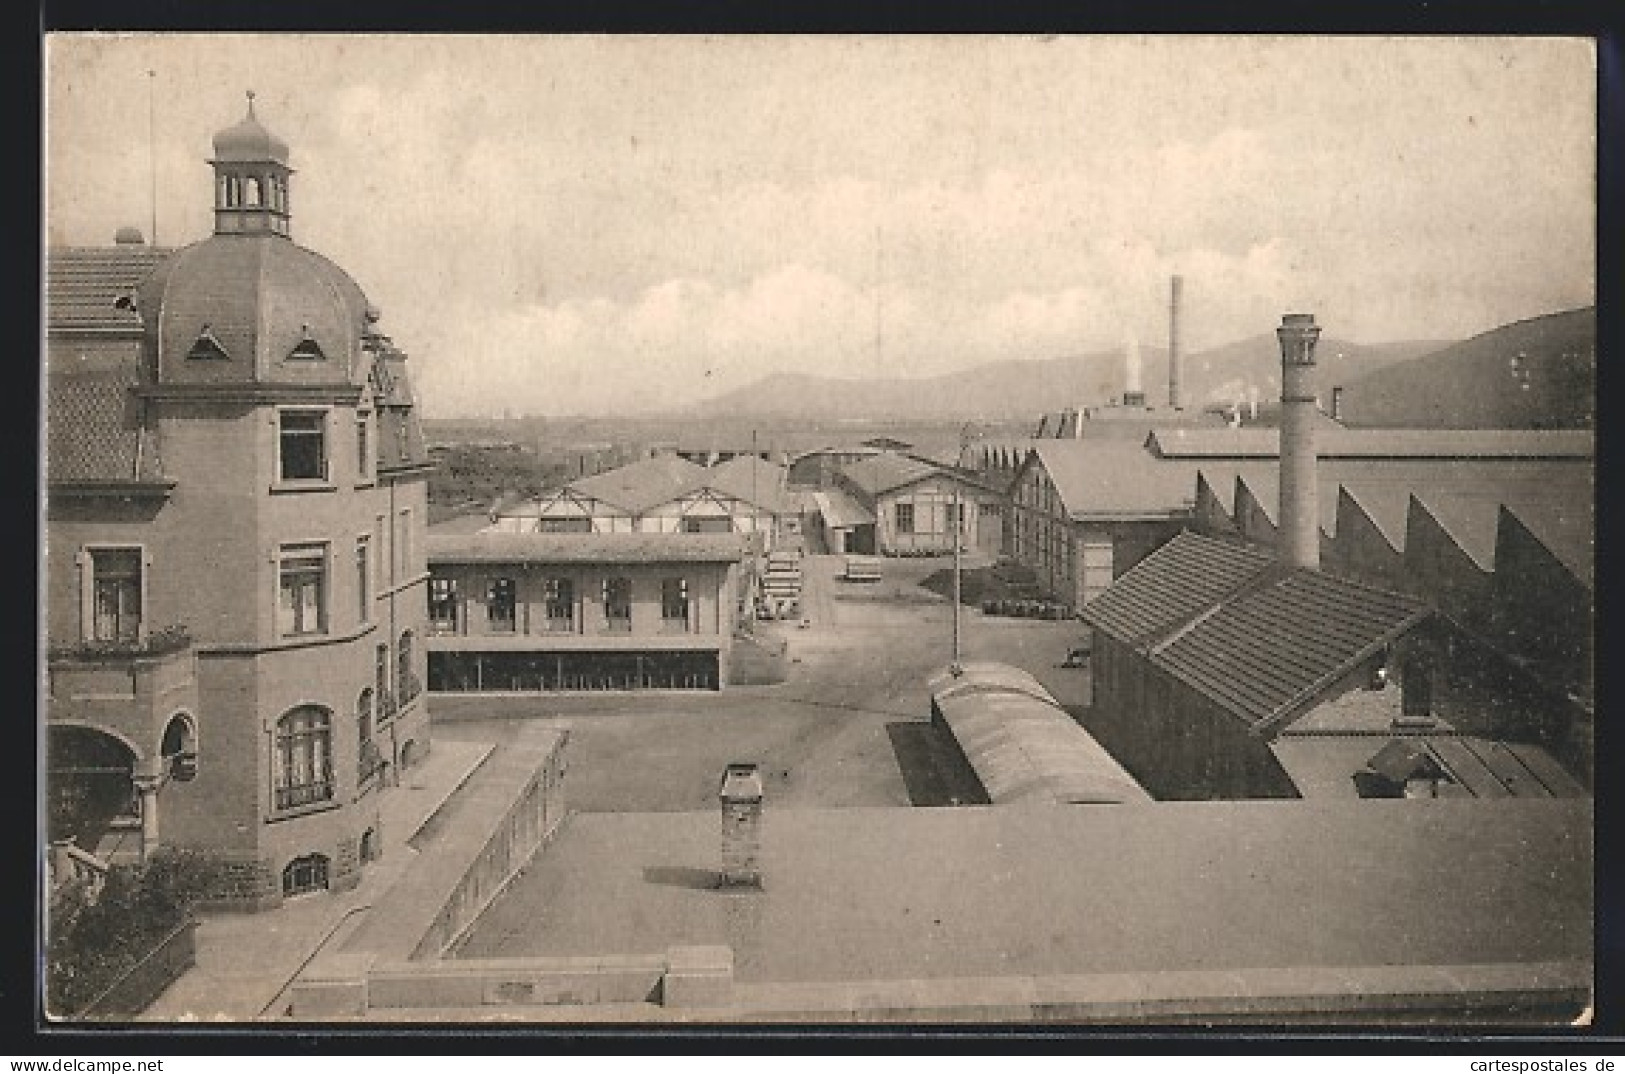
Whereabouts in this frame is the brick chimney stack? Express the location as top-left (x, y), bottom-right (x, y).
top-left (1276, 313), bottom-right (1323, 570)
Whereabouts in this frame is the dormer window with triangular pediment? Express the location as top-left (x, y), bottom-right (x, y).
top-left (287, 326), bottom-right (327, 361)
top-left (187, 325), bottom-right (232, 361)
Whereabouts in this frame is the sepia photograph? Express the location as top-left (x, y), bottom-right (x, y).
top-left (40, 33), bottom-right (1595, 1029)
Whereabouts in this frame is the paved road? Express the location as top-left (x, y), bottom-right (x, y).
top-left (432, 554), bottom-right (1091, 813)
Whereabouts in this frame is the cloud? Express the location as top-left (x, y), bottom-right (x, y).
top-left (45, 36), bottom-right (1596, 416)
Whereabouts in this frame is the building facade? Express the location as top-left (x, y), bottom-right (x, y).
top-left (831, 454), bottom-right (1003, 557)
top-left (45, 99), bottom-right (433, 908)
top-left (425, 533), bottom-right (746, 692)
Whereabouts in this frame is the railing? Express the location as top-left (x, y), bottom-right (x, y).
top-left (49, 842), bottom-right (110, 900)
top-left (77, 917), bottom-right (198, 1019)
top-left (275, 780), bottom-right (334, 811)
top-left (358, 741), bottom-right (388, 787)
top-left (49, 624), bottom-right (193, 662)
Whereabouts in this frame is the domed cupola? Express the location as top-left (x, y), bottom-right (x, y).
top-left (136, 94), bottom-right (374, 388)
top-left (210, 92), bottom-right (293, 238)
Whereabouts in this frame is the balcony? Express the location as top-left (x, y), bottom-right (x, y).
top-left (47, 626), bottom-right (198, 751)
top-left (275, 780), bottom-right (335, 811)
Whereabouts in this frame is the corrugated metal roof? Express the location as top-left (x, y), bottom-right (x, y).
top-left (1081, 532), bottom-right (1275, 644)
top-left (1149, 428), bottom-right (1594, 460)
top-left (567, 455), bottom-right (709, 513)
top-left (47, 246), bottom-right (174, 333)
top-left (46, 367), bottom-right (165, 484)
top-left (1154, 568), bottom-right (1431, 733)
top-left (1030, 441), bottom-right (1200, 519)
top-left (427, 531), bottom-right (747, 565)
top-left (811, 488), bottom-right (875, 529)
top-left (703, 455), bottom-right (789, 513)
top-left (929, 663), bottom-right (1151, 805)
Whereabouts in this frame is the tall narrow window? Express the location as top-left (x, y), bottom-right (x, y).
top-left (277, 544), bottom-right (327, 637)
top-left (90, 548), bottom-right (143, 642)
top-left (376, 643), bottom-right (392, 722)
top-left (487, 578), bottom-right (517, 633)
top-left (602, 577), bottom-right (632, 632)
top-left (273, 706), bottom-right (333, 810)
top-left (544, 577), bottom-right (575, 632)
top-left (895, 503), bottom-right (915, 534)
top-left (355, 537), bottom-right (371, 624)
top-left (396, 508), bottom-right (414, 579)
top-left (357, 688), bottom-right (383, 785)
top-left (428, 576), bottom-right (459, 633)
top-left (397, 631), bottom-right (417, 705)
top-left (278, 410), bottom-right (327, 482)
top-left (356, 413), bottom-right (371, 479)
top-left (661, 577), bottom-right (690, 632)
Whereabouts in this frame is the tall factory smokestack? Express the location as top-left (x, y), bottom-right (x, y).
top-left (1168, 275), bottom-right (1184, 410)
top-left (1276, 313), bottom-right (1323, 570)
top-left (1122, 332), bottom-right (1145, 408)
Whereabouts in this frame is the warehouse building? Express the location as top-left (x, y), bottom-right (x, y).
top-left (424, 532), bottom-right (747, 692)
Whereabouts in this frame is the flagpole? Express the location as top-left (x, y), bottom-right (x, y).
top-left (148, 69), bottom-right (158, 245)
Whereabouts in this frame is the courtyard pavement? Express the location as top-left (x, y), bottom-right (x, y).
top-left (137, 739), bottom-right (493, 1022)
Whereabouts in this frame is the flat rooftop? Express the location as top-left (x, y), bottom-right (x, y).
top-left (456, 799), bottom-right (1591, 985)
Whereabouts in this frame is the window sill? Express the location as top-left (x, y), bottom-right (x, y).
top-left (270, 480), bottom-right (339, 495)
top-left (266, 797), bottom-right (340, 824)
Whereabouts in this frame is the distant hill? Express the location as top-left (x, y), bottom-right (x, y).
top-left (678, 336), bottom-right (1448, 421)
top-left (1340, 308), bottom-right (1595, 429)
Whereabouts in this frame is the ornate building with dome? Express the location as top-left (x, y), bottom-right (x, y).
top-left (45, 96), bottom-right (435, 909)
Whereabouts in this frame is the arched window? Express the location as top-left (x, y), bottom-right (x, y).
top-left (282, 853), bottom-right (330, 897)
top-left (245, 176), bottom-right (262, 207)
top-left (273, 706), bottom-right (333, 810)
top-left (397, 631), bottom-right (417, 704)
top-left (160, 713), bottom-right (198, 782)
top-left (226, 174), bottom-right (242, 207)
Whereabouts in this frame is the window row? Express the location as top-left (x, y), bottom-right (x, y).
top-left (270, 652), bottom-right (417, 813)
top-left (276, 521), bottom-right (414, 639)
top-left (893, 501), bottom-right (984, 536)
top-left (428, 575), bottom-right (695, 634)
top-left (278, 408), bottom-right (388, 486)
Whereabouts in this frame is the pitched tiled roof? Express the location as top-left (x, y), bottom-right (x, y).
top-left (703, 455), bottom-right (789, 513)
top-left (427, 531), bottom-right (747, 565)
top-left (1154, 567), bottom-right (1431, 733)
top-left (1031, 440), bottom-right (1200, 519)
top-left (838, 452), bottom-right (943, 496)
top-left (47, 246), bottom-right (174, 333)
top-left (1081, 532), bottom-right (1275, 643)
top-left (1149, 428), bottom-right (1594, 460)
top-left (811, 488), bottom-right (875, 529)
top-left (47, 367), bottom-right (164, 483)
top-left (568, 455), bottom-right (709, 514)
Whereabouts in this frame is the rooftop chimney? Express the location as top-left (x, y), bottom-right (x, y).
top-left (1277, 313), bottom-right (1322, 570)
top-left (1168, 275), bottom-right (1184, 410)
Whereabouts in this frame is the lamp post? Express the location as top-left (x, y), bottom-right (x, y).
top-left (951, 422), bottom-right (977, 676)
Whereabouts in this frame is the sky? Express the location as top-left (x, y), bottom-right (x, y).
top-left (45, 35), bottom-right (1596, 417)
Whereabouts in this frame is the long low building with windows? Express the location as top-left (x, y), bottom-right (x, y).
top-left (424, 532), bottom-right (748, 692)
